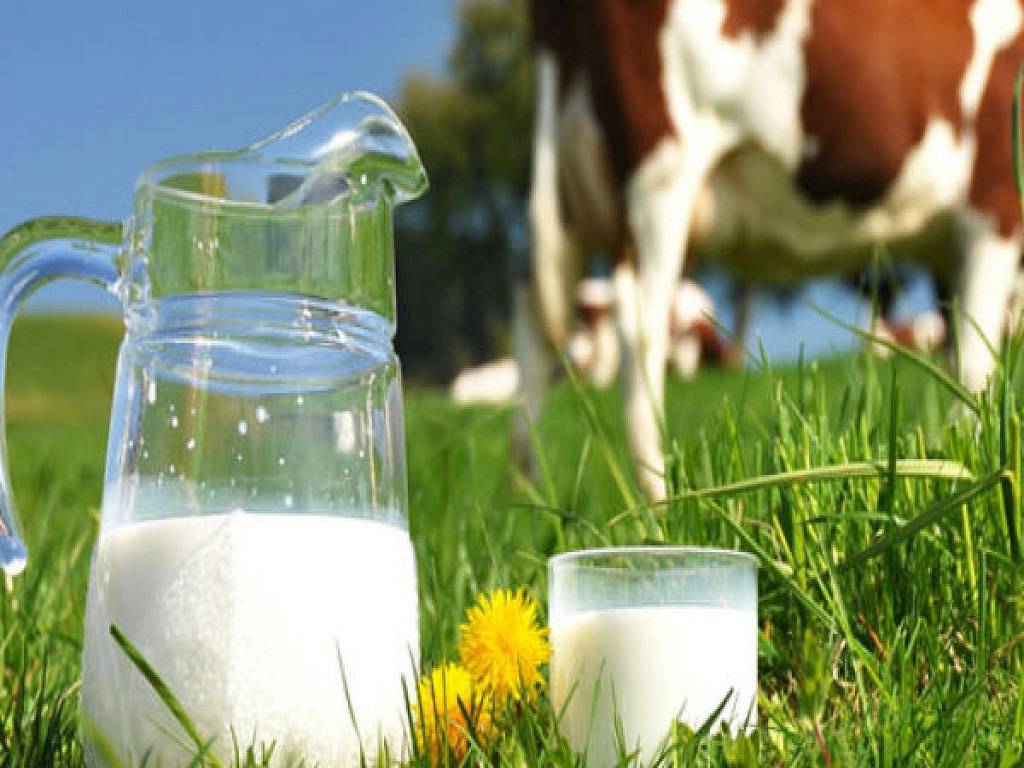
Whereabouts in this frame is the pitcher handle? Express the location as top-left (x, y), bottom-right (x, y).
top-left (0, 216), bottom-right (123, 575)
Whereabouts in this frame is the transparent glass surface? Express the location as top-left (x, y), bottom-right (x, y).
top-left (0, 92), bottom-right (427, 766)
top-left (103, 293), bottom-right (407, 526)
top-left (549, 547), bottom-right (758, 768)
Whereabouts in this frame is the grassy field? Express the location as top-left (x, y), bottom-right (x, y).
top-left (1, 314), bottom-right (1023, 766)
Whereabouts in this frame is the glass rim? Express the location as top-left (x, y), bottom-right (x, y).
top-left (136, 153), bottom-right (339, 212)
top-left (548, 545), bottom-right (758, 570)
top-left (134, 92), bottom-right (427, 211)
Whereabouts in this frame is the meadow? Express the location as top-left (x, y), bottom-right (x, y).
top-left (1, 313), bottom-right (1023, 766)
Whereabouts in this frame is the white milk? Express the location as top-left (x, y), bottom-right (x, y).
top-left (81, 512), bottom-right (419, 767)
top-left (550, 605), bottom-right (756, 767)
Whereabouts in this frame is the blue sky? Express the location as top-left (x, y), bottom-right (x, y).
top-left (0, 1), bottom-right (454, 311)
top-left (0, 1), bottom-right (930, 360)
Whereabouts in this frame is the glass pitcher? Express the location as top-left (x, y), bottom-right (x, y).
top-left (0, 92), bottom-right (427, 766)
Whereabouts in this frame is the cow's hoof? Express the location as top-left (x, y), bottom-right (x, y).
top-left (947, 398), bottom-right (982, 436)
top-left (637, 465), bottom-right (668, 504)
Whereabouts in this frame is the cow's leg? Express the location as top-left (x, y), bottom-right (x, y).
top-left (589, 310), bottom-right (621, 388)
top-left (529, 49), bottom-right (579, 350)
top-left (957, 30), bottom-right (1024, 390)
top-left (512, 283), bottom-right (554, 465)
top-left (956, 215), bottom-right (1021, 392)
top-left (1006, 269), bottom-right (1024, 337)
top-left (858, 270), bottom-right (900, 357)
top-left (670, 332), bottom-right (702, 381)
top-left (517, 48), bottom-right (582, 469)
top-left (618, 140), bottom-right (708, 499)
top-left (732, 281), bottom-right (753, 349)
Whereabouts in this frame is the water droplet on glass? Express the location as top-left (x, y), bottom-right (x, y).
top-left (270, 364), bottom-right (278, 375)
top-left (142, 450), bottom-right (150, 459)
top-left (236, 453), bottom-right (244, 463)
top-left (168, 463), bottom-right (176, 474)
top-left (255, 406), bottom-right (269, 424)
top-left (296, 395), bottom-right (304, 406)
top-left (168, 403), bottom-right (176, 413)
top-left (277, 456), bottom-right (286, 466)
top-left (200, 480), bottom-right (207, 489)
top-left (237, 420), bottom-right (248, 436)
top-left (190, 407), bottom-right (196, 416)
top-left (169, 415), bottom-right (179, 428)
top-left (358, 449), bottom-right (366, 458)
top-left (283, 494), bottom-right (295, 509)
top-left (147, 381), bottom-right (157, 404)
top-left (230, 477), bottom-right (237, 487)
top-left (186, 437), bottom-right (196, 451)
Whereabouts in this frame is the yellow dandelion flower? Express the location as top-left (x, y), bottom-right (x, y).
top-left (413, 662), bottom-right (492, 763)
top-left (458, 587), bottom-right (550, 702)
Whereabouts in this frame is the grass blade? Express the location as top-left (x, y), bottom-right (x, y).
top-left (839, 468), bottom-right (1005, 572)
top-left (698, 497), bottom-right (834, 628)
top-left (109, 624), bottom-right (227, 768)
top-left (809, 300), bottom-right (980, 413)
top-left (636, 460), bottom-right (973, 515)
top-left (561, 352), bottom-right (638, 511)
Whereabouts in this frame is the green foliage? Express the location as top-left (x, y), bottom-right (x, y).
top-left (394, 0), bottom-right (532, 380)
top-left (2, 315), bottom-right (1024, 765)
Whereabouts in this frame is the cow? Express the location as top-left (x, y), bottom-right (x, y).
top-left (521, 0), bottom-right (1024, 499)
top-left (569, 276), bottom-right (739, 386)
top-left (452, 278), bottom-right (733, 406)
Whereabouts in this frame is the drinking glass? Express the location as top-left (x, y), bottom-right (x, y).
top-left (548, 546), bottom-right (757, 767)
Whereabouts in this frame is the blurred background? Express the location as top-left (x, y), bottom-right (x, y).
top-left (0, 0), bottom-right (936, 383)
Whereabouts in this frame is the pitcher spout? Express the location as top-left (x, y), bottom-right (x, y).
top-left (128, 91), bottom-right (426, 323)
top-left (247, 91), bottom-right (428, 207)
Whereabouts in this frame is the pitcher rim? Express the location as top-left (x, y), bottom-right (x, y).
top-left (135, 152), bottom-right (353, 213)
top-left (134, 90), bottom-right (427, 211)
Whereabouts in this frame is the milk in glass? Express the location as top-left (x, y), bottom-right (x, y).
top-left (551, 603), bottom-right (756, 767)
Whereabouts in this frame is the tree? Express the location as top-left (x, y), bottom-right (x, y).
top-left (394, 0), bottom-right (532, 381)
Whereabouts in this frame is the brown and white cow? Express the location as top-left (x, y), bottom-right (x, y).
top-left (521, 0), bottom-right (1024, 499)
top-left (569, 277), bottom-right (738, 386)
top-left (452, 278), bottom-right (731, 406)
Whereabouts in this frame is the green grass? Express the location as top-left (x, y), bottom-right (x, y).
top-left (2, 314), bottom-right (1023, 766)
